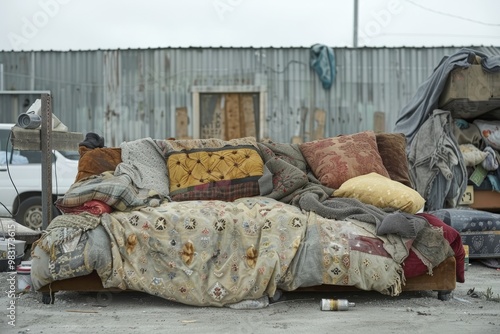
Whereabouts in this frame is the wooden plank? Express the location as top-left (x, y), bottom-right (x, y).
top-left (240, 94), bottom-right (256, 138)
top-left (295, 256), bottom-right (456, 292)
top-left (373, 111), bottom-right (385, 133)
top-left (175, 107), bottom-right (190, 139)
top-left (469, 190), bottom-right (500, 212)
top-left (11, 126), bottom-right (83, 151)
top-left (224, 94), bottom-right (241, 140)
top-left (312, 108), bottom-right (326, 140)
top-left (439, 65), bottom-right (500, 119)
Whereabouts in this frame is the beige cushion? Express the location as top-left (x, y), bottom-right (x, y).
top-left (333, 172), bottom-right (425, 214)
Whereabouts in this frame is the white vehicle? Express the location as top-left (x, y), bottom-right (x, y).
top-left (0, 123), bottom-right (79, 230)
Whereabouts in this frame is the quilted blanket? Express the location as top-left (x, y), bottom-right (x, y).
top-left (32, 197), bottom-right (405, 306)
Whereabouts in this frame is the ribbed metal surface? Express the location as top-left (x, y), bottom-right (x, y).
top-left (0, 46), bottom-right (498, 146)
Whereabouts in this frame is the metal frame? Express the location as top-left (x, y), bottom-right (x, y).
top-left (8, 91), bottom-right (83, 230)
top-left (40, 93), bottom-right (53, 230)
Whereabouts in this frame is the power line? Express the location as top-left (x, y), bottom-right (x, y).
top-left (404, 0), bottom-right (500, 27)
top-left (380, 33), bottom-right (500, 39)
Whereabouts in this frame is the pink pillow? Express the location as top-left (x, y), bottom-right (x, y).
top-left (299, 131), bottom-right (390, 189)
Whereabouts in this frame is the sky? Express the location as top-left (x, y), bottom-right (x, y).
top-left (0, 0), bottom-right (499, 51)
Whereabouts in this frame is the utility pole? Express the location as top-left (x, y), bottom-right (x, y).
top-left (353, 0), bottom-right (359, 47)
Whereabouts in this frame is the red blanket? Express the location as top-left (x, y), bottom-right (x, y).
top-left (403, 213), bottom-right (465, 283)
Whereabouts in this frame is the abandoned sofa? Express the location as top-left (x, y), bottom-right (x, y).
top-left (30, 131), bottom-right (465, 306)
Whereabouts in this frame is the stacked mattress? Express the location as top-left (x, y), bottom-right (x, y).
top-left (431, 208), bottom-right (500, 259)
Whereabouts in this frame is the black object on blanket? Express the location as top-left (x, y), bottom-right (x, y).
top-left (80, 132), bottom-right (105, 149)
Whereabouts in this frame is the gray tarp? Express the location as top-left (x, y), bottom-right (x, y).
top-left (394, 48), bottom-right (500, 210)
top-left (394, 48), bottom-right (500, 147)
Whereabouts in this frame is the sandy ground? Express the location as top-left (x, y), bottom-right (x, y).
top-left (1, 260), bottom-right (499, 334)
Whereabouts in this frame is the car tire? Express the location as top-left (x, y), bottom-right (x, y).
top-left (14, 196), bottom-right (60, 230)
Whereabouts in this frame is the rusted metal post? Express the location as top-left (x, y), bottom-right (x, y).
top-left (40, 93), bottom-right (52, 230)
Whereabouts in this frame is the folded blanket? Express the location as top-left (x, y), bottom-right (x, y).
top-left (114, 137), bottom-right (170, 197)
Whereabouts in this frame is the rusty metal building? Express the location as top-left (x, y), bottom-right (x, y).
top-left (1, 46), bottom-right (498, 147)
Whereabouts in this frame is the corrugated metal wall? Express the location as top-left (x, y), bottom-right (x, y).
top-left (1, 46), bottom-right (499, 147)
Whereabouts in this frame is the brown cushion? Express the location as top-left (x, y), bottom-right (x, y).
top-left (299, 131), bottom-right (390, 189)
top-left (75, 146), bottom-right (122, 182)
top-left (375, 133), bottom-right (413, 188)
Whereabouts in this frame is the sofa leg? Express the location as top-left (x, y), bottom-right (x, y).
top-left (42, 292), bottom-right (55, 304)
top-left (437, 290), bottom-right (452, 301)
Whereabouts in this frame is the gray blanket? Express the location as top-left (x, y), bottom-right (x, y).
top-left (408, 109), bottom-right (467, 211)
top-left (298, 193), bottom-right (453, 268)
top-left (257, 141), bottom-right (333, 204)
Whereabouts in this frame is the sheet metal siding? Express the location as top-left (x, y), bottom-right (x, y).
top-left (0, 46), bottom-right (498, 147)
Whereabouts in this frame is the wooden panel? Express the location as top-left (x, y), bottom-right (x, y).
top-left (373, 111), bottom-right (385, 133)
top-left (297, 256), bottom-right (456, 293)
top-left (469, 190), bottom-right (500, 212)
top-left (439, 65), bottom-right (500, 119)
top-left (224, 94), bottom-right (241, 140)
top-left (11, 126), bottom-right (83, 151)
top-left (312, 109), bottom-right (326, 140)
top-left (175, 107), bottom-right (190, 139)
top-left (240, 94), bottom-right (256, 138)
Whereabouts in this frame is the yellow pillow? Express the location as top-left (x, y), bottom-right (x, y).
top-left (333, 172), bottom-right (425, 214)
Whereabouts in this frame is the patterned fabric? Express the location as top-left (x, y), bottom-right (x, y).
top-left (167, 146), bottom-right (263, 201)
top-left (34, 197), bottom-right (412, 304)
top-left (473, 119), bottom-right (500, 150)
top-left (333, 173), bottom-right (425, 214)
top-left (280, 213), bottom-right (405, 296)
top-left (100, 197), bottom-right (307, 307)
top-left (460, 232), bottom-right (500, 258)
top-left (30, 214), bottom-right (112, 290)
top-left (299, 131), bottom-right (390, 189)
top-left (430, 208), bottom-right (500, 259)
top-left (55, 171), bottom-right (163, 211)
top-left (430, 208), bottom-right (500, 232)
top-left (157, 136), bottom-right (259, 154)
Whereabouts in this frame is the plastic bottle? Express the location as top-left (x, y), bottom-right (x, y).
top-left (320, 299), bottom-right (356, 311)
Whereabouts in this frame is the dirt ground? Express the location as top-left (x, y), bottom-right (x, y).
top-left (1, 260), bottom-right (499, 334)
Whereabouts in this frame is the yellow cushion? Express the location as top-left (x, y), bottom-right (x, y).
top-left (333, 172), bottom-right (425, 214)
top-left (166, 145), bottom-right (263, 201)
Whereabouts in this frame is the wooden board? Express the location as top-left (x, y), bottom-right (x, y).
top-left (39, 256), bottom-right (456, 295)
top-left (439, 65), bottom-right (500, 120)
top-left (175, 107), bottom-right (190, 139)
top-left (240, 94), bottom-right (256, 138)
top-left (469, 190), bottom-right (500, 212)
top-left (224, 94), bottom-right (241, 140)
top-left (11, 126), bottom-right (83, 151)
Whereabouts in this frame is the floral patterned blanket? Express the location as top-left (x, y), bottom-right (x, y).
top-left (32, 197), bottom-right (404, 306)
